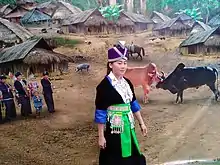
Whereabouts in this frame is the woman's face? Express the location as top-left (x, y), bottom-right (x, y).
top-left (109, 59), bottom-right (127, 78)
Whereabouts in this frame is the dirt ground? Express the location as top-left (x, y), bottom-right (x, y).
top-left (1, 32), bottom-right (220, 165)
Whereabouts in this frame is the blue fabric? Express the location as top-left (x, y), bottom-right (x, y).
top-left (32, 96), bottom-right (43, 108)
top-left (95, 109), bottom-right (107, 124)
top-left (106, 76), bottom-right (112, 83)
top-left (130, 100), bottom-right (141, 113)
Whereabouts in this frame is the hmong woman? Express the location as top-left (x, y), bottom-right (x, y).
top-left (94, 41), bottom-right (147, 165)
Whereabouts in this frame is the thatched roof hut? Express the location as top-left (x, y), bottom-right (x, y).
top-left (0, 4), bottom-right (13, 17)
top-left (153, 15), bottom-right (192, 36)
top-left (0, 17), bottom-right (33, 45)
top-left (208, 14), bottom-right (220, 27)
top-left (121, 11), bottom-right (153, 31)
top-left (179, 26), bottom-right (220, 55)
top-left (61, 8), bottom-right (107, 34)
top-left (0, 37), bottom-right (72, 74)
top-left (52, 1), bottom-right (82, 20)
top-left (116, 16), bottom-right (135, 27)
top-left (150, 11), bottom-right (171, 24)
top-left (175, 13), bottom-right (195, 27)
top-left (84, 15), bottom-right (107, 27)
top-left (16, 0), bottom-right (37, 10)
top-left (37, 0), bottom-right (82, 24)
top-left (3, 6), bottom-right (28, 23)
top-left (190, 21), bottom-right (212, 34)
top-left (150, 11), bottom-right (171, 29)
top-left (20, 8), bottom-right (51, 27)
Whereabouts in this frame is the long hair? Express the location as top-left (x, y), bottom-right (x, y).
top-left (106, 62), bottom-right (113, 75)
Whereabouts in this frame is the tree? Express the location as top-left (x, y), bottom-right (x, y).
top-left (99, 4), bottom-right (123, 23)
top-left (162, 0), bottom-right (220, 23)
top-left (0, 0), bottom-right (16, 5)
top-left (176, 8), bottom-right (203, 21)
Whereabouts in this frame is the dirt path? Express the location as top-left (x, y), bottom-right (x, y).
top-left (142, 86), bottom-right (220, 164)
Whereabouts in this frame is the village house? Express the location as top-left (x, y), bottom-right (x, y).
top-left (37, 0), bottom-right (82, 25)
top-left (0, 4), bottom-right (13, 17)
top-left (16, 0), bottom-right (37, 10)
top-left (114, 15), bottom-right (135, 34)
top-left (150, 11), bottom-right (171, 29)
top-left (121, 11), bottom-right (153, 31)
top-left (3, 6), bottom-right (28, 23)
top-left (0, 37), bottom-right (72, 76)
top-left (0, 17), bottom-right (33, 48)
top-left (179, 26), bottom-right (220, 55)
top-left (20, 8), bottom-right (52, 28)
top-left (176, 13), bottom-right (195, 27)
top-left (153, 14), bottom-right (193, 36)
top-left (62, 8), bottom-right (107, 34)
top-left (208, 14), bottom-right (220, 27)
top-left (190, 21), bottom-right (212, 35)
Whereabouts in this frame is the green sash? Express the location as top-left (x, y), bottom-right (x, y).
top-left (107, 104), bottom-right (141, 157)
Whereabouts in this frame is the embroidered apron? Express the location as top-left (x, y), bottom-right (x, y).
top-left (107, 103), bottom-right (141, 158)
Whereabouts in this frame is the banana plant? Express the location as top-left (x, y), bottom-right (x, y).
top-left (176, 8), bottom-right (203, 21)
top-left (99, 4), bottom-right (123, 22)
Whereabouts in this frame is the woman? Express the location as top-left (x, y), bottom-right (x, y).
top-left (94, 41), bottom-right (147, 165)
top-left (0, 75), bottom-right (17, 121)
top-left (14, 72), bottom-right (32, 117)
top-left (41, 71), bottom-right (55, 113)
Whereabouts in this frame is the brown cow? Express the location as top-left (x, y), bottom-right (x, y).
top-left (124, 63), bottom-right (164, 103)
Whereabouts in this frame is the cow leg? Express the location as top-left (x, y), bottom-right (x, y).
top-left (175, 93), bottom-right (179, 104)
top-left (179, 90), bottom-right (184, 103)
top-left (137, 53), bottom-right (142, 60)
top-left (142, 84), bottom-right (150, 104)
top-left (131, 53), bottom-right (135, 60)
top-left (207, 83), bottom-right (219, 101)
top-left (175, 91), bottom-right (183, 104)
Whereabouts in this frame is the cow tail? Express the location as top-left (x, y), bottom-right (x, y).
top-left (141, 47), bottom-right (145, 56)
top-left (214, 68), bottom-right (219, 93)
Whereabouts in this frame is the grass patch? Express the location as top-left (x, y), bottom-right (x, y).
top-left (53, 37), bottom-right (83, 48)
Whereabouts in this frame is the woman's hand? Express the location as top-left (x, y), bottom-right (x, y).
top-left (140, 124), bottom-right (147, 137)
top-left (98, 136), bottom-right (106, 149)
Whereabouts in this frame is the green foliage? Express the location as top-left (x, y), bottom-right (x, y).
top-left (146, 0), bottom-right (165, 15)
top-left (162, 0), bottom-right (220, 22)
top-left (53, 37), bottom-right (82, 48)
top-left (0, 0), bottom-right (16, 5)
top-left (99, 4), bottom-right (123, 22)
top-left (71, 0), bottom-right (98, 10)
top-left (176, 8), bottom-right (203, 20)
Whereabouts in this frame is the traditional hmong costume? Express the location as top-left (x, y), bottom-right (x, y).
top-left (14, 72), bottom-right (32, 117)
top-left (41, 71), bottom-right (55, 113)
top-left (94, 41), bottom-right (146, 165)
top-left (0, 75), bottom-right (17, 121)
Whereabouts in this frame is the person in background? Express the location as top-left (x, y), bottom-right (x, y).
top-left (0, 75), bottom-right (17, 122)
top-left (41, 71), bottom-right (55, 113)
top-left (14, 72), bottom-right (32, 117)
top-left (94, 41), bottom-right (147, 165)
top-left (32, 90), bottom-right (43, 117)
top-left (28, 74), bottom-right (39, 97)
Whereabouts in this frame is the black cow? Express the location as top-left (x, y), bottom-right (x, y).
top-left (156, 63), bottom-right (219, 103)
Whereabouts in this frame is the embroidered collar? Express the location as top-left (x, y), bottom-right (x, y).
top-left (108, 71), bottom-right (124, 86)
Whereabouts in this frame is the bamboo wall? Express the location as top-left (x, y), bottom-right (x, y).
top-left (0, 61), bottom-right (69, 77)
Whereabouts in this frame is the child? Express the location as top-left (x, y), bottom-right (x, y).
top-left (28, 74), bottom-right (39, 97)
top-left (32, 90), bottom-right (43, 117)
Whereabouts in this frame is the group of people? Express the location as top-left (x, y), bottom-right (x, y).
top-left (94, 41), bottom-right (148, 165)
top-left (0, 71), bottom-right (55, 124)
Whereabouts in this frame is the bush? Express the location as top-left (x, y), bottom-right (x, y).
top-left (52, 37), bottom-right (82, 48)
